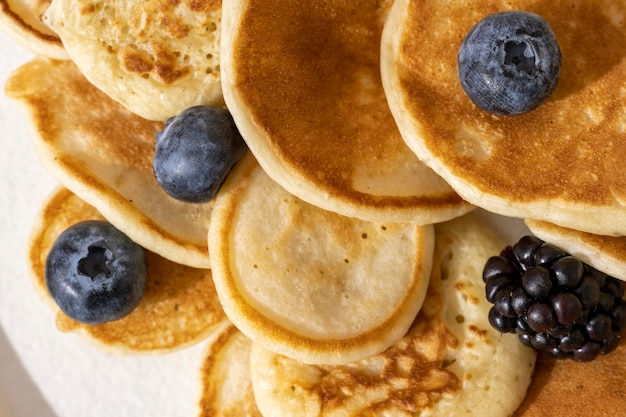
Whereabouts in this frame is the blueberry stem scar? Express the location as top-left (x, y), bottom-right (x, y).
top-left (78, 245), bottom-right (112, 280)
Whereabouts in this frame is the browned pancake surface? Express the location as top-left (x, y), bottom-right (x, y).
top-left (29, 188), bottom-right (227, 353)
top-left (197, 324), bottom-right (262, 417)
top-left (6, 57), bottom-right (213, 268)
top-left (227, 0), bottom-right (470, 222)
top-left (0, 0), bottom-right (65, 58)
top-left (514, 334), bottom-right (626, 417)
top-left (389, 0), bottom-right (626, 233)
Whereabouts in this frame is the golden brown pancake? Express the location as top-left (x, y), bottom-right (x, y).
top-left (526, 219), bottom-right (626, 282)
top-left (513, 332), bottom-right (626, 417)
top-left (5, 57), bottom-right (213, 268)
top-left (197, 324), bottom-right (262, 417)
top-left (221, 0), bottom-right (472, 224)
top-left (382, 0), bottom-right (626, 237)
top-left (208, 153), bottom-right (434, 365)
top-left (0, 0), bottom-right (66, 58)
top-left (43, 0), bottom-right (222, 121)
top-left (250, 212), bottom-right (536, 417)
top-left (28, 187), bottom-right (228, 353)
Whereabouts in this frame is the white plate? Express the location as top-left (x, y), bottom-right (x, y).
top-left (0, 31), bottom-right (529, 417)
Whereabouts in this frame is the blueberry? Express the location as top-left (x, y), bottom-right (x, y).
top-left (457, 11), bottom-right (561, 115)
top-left (153, 105), bottom-right (248, 203)
top-left (45, 221), bottom-right (147, 325)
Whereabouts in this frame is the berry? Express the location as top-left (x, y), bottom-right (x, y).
top-left (526, 302), bottom-right (555, 333)
top-left (153, 105), bottom-right (247, 203)
top-left (458, 11), bottom-right (561, 115)
top-left (45, 221), bottom-right (147, 325)
top-left (552, 256), bottom-right (584, 287)
top-left (551, 292), bottom-right (582, 324)
top-left (483, 235), bottom-right (626, 361)
top-left (521, 266), bottom-right (552, 298)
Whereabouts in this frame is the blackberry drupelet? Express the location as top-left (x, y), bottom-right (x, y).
top-left (483, 235), bottom-right (625, 361)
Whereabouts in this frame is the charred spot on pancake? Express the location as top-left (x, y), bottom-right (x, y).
top-left (122, 47), bottom-right (155, 74)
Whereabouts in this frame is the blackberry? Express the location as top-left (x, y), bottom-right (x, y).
top-left (483, 236), bottom-right (626, 361)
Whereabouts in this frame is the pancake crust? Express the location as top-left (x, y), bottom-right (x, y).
top-left (221, 0), bottom-right (472, 224)
top-left (208, 153), bottom-right (434, 365)
top-left (513, 333), bottom-right (626, 417)
top-left (5, 57), bottom-right (213, 268)
top-left (43, 0), bottom-right (222, 121)
top-left (382, 0), bottom-right (626, 236)
top-left (0, 0), bottom-right (66, 58)
top-left (250, 213), bottom-right (536, 417)
top-left (197, 324), bottom-right (262, 417)
top-left (526, 219), bottom-right (626, 282)
top-left (28, 187), bottom-right (228, 354)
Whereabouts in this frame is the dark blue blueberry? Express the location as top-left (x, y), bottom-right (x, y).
top-left (153, 105), bottom-right (248, 203)
top-left (458, 11), bottom-right (561, 115)
top-left (45, 221), bottom-right (147, 325)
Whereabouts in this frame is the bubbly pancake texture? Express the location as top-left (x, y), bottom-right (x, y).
top-left (250, 213), bottom-right (536, 417)
top-left (221, 0), bottom-right (472, 224)
top-left (526, 219), bottom-right (626, 282)
top-left (28, 187), bottom-right (228, 353)
top-left (382, 0), bottom-right (626, 236)
top-left (0, 0), bottom-right (66, 58)
top-left (208, 154), bottom-right (434, 365)
top-left (43, 0), bottom-right (222, 121)
top-left (5, 57), bottom-right (213, 268)
top-left (197, 324), bottom-right (262, 417)
top-left (513, 333), bottom-right (626, 417)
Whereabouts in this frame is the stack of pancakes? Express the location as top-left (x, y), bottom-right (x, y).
top-left (2, 0), bottom-right (626, 415)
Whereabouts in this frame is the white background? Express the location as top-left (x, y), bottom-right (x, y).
top-left (0, 31), bottom-right (210, 417)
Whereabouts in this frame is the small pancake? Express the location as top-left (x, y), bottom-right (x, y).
top-left (526, 219), bottom-right (626, 282)
top-left (382, 0), bottom-right (626, 236)
top-left (28, 187), bottom-right (228, 354)
top-left (250, 212), bottom-right (536, 417)
top-left (0, 0), bottom-right (66, 59)
top-left (5, 57), bottom-right (213, 268)
top-left (43, 0), bottom-right (222, 121)
top-left (513, 332), bottom-right (626, 417)
top-left (197, 324), bottom-right (262, 417)
top-left (208, 153), bottom-right (434, 365)
top-left (220, 0), bottom-right (472, 224)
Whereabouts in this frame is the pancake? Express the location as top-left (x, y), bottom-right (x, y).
top-left (220, 0), bottom-right (472, 224)
top-left (381, 0), bottom-right (626, 237)
top-left (250, 212), bottom-right (536, 417)
top-left (43, 0), bottom-right (222, 121)
top-left (197, 324), bottom-right (262, 417)
top-left (208, 153), bottom-right (434, 365)
top-left (5, 57), bottom-right (213, 269)
top-left (0, 0), bottom-right (66, 59)
top-left (526, 219), bottom-right (626, 282)
top-left (513, 332), bottom-right (626, 417)
top-left (28, 187), bottom-right (228, 354)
